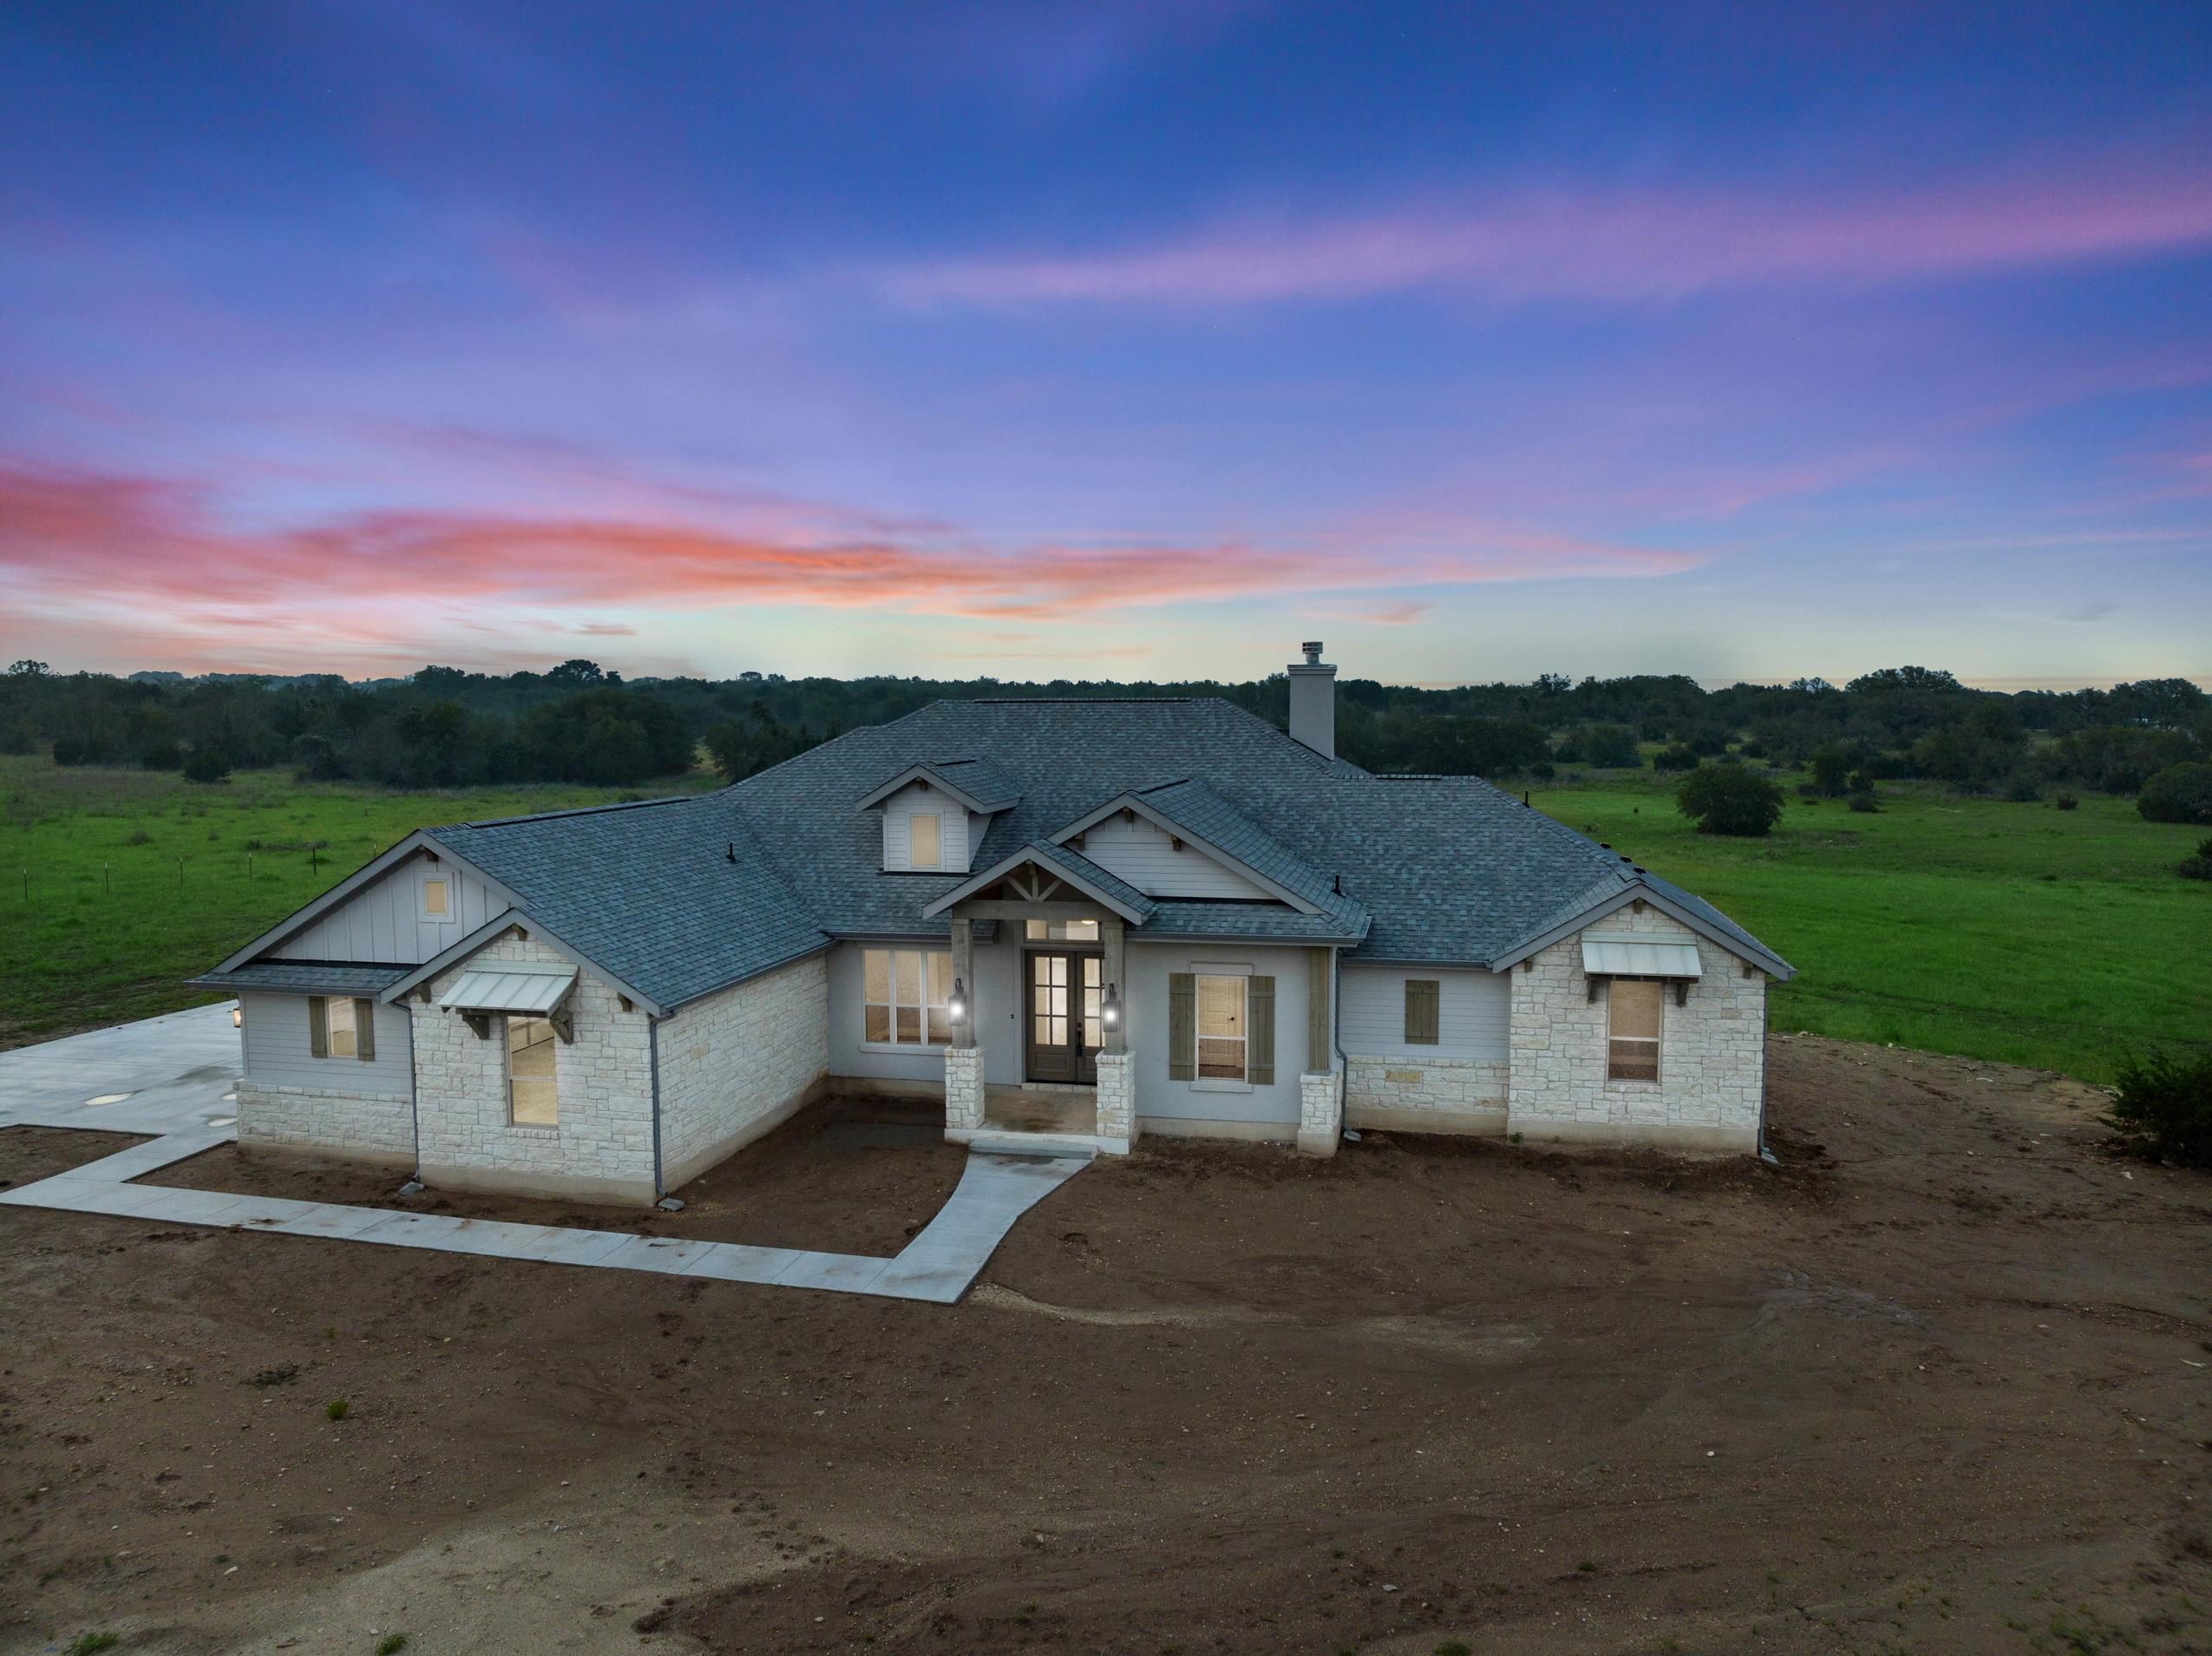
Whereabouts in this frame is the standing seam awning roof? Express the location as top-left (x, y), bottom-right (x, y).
top-left (1581, 936), bottom-right (1703, 979)
top-left (436, 965), bottom-right (578, 1014)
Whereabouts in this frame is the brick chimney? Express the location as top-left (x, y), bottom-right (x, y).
top-left (1287, 640), bottom-right (1336, 758)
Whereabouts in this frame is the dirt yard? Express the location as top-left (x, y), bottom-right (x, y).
top-left (2, 1037), bottom-right (2208, 1656)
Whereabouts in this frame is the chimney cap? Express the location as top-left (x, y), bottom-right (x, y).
top-left (1299, 640), bottom-right (1325, 664)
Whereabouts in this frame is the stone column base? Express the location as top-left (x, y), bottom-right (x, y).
top-left (1297, 1069), bottom-right (1342, 1157)
top-left (1094, 1050), bottom-right (1136, 1152)
top-left (944, 1045), bottom-right (985, 1134)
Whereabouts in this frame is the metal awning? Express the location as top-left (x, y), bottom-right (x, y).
top-left (436, 963), bottom-right (578, 1014)
top-left (1581, 936), bottom-right (1702, 979)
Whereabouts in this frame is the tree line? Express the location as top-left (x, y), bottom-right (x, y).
top-left (1, 656), bottom-right (2204, 803)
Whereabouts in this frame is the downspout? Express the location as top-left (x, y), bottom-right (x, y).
top-left (647, 1013), bottom-right (665, 1198)
top-left (1757, 988), bottom-right (1779, 1166)
top-left (1330, 945), bottom-right (1351, 1142)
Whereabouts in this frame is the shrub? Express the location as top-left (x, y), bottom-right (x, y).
top-left (1808, 743), bottom-right (1852, 796)
top-left (64, 1635), bottom-right (119, 1656)
top-left (1676, 763), bottom-right (1786, 837)
top-left (1847, 793), bottom-right (1881, 813)
top-left (182, 746), bottom-right (232, 784)
top-left (1576, 723), bottom-right (1641, 768)
top-left (140, 739), bottom-right (184, 770)
top-left (2138, 762), bottom-right (2212, 824)
top-left (2053, 792), bottom-right (2078, 811)
top-left (2179, 837), bottom-right (2212, 881)
top-left (326, 1397), bottom-right (350, 1421)
top-left (2004, 775), bottom-right (2042, 802)
top-left (1651, 743), bottom-right (1698, 773)
top-left (377, 1636), bottom-right (409, 1655)
top-left (2104, 1049), bottom-right (2212, 1167)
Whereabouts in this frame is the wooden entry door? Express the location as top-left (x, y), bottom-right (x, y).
top-left (1025, 951), bottom-right (1103, 1084)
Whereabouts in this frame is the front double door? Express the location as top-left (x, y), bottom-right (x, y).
top-left (1025, 950), bottom-right (1103, 1084)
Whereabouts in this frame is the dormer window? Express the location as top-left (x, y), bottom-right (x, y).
top-left (909, 810), bottom-right (942, 869)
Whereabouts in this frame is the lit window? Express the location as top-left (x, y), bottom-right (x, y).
top-left (908, 811), bottom-right (941, 868)
top-left (326, 995), bottom-right (357, 1058)
top-left (421, 875), bottom-right (451, 920)
top-left (1023, 919), bottom-right (1100, 941)
top-left (1195, 974), bottom-right (1246, 1080)
top-left (1607, 979), bottom-right (1662, 1082)
top-left (862, 948), bottom-right (952, 1045)
top-left (507, 1015), bottom-right (559, 1123)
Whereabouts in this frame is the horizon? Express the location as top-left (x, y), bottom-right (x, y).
top-left (3, 3), bottom-right (2209, 686)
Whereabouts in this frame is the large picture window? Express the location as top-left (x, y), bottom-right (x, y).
top-left (863, 948), bottom-right (953, 1046)
top-left (507, 1014), bottom-right (559, 1124)
top-left (1607, 979), bottom-right (1663, 1082)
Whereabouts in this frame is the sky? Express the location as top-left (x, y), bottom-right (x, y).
top-left (2, 1), bottom-right (2208, 691)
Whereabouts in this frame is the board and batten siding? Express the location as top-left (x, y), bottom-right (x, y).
top-left (1339, 965), bottom-right (1509, 1061)
top-left (878, 784), bottom-right (982, 872)
top-left (239, 990), bottom-right (416, 1096)
top-left (1074, 814), bottom-right (1271, 900)
top-left (272, 851), bottom-right (501, 964)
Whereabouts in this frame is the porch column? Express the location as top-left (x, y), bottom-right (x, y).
top-left (944, 915), bottom-right (985, 1134)
top-left (1296, 945), bottom-right (1341, 1157)
top-left (1094, 916), bottom-right (1136, 1152)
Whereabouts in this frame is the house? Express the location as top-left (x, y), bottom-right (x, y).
top-left (192, 645), bottom-right (1794, 1206)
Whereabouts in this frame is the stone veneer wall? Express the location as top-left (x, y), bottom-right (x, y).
top-left (1507, 904), bottom-right (1767, 1152)
top-left (1093, 1050), bottom-right (1135, 1151)
top-left (943, 1046), bottom-right (984, 1131)
top-left (655, 953), bottom-right (830, 1191)
top-left (1297, 1069), bottom-right (1342, 1157)
top-left (410, 933), bottom-right (658, 1205)
top-left (1343, 1055), bottom-right (1508, 1136)
top-left (235, 1081), bottom-right (416, 1166)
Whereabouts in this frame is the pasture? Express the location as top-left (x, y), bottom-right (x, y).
top-left (1532, 769), bottom-right (2209, 1082)
top-left (0, 756), bottom-right (716, 1045)
top-left (1, 754), bottom-right (2203, 1081)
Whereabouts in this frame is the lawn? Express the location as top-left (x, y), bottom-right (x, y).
top-left (1532, 769), bottom-right (2210, 1082)
top-left (0, 756), bottom-right (718, 1045)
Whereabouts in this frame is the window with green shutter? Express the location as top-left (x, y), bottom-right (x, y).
top-left (1168, 973), bottom-right (1195, 1079)
top-left (307, 996), bottom-right (329, 1058)
top-left (1247, 975), bottom-right (1274, 1085)
top-left (353, 998), bottom-right (376, 1061)
top-left (1404, 979), bottom-right (1440, 1045)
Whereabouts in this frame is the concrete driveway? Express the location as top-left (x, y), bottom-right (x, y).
top-left (0, 1001), bottom-right (242, 1136)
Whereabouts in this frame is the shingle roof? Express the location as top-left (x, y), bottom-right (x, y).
top-left (190, 961), bottom-right (413, 997)
top-left (394, 696), bottom-right (1783, 1002)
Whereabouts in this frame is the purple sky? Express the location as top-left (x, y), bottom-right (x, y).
top-left (2, 1), bottom-right (2208, 688)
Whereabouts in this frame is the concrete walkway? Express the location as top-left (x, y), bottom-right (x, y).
top-left (0, 1005), bottom-right (1087, 1304)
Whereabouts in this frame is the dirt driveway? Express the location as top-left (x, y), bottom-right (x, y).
top-left (3, 1036), bottom-right (2208, 1655)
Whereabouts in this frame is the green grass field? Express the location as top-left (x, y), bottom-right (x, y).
top-left (1530, 770), bottom-right (2209, 1082)
top-left (1, 755), bottom-right (2204, 1080)
top-left (0, 756), bottom-right (717, 1044)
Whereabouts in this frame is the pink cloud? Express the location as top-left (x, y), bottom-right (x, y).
top-left (878, 167), bottom-right (2212, 307)
top-left (0, 461), bottom-right (1699, 663)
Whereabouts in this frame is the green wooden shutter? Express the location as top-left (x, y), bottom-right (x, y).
top-left (1247, 976), bottom-right (1275, 1085)
top-left (1404, 979), bottom-right (1440, 1045)
top-left (1168, 972), bottom-right (1195, 1080)
top-left (307, 996), bottom-right (329, 1058)
top-left (353, 998), bottom-right (376, 1061)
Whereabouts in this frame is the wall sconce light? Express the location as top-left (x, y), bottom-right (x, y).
top-left (232, 1005), bottom-right (242, 1028)
top-left (948, 977), bottom-right (968, 1024)
top-left (1101, 983), bottom-right (1121, 1031)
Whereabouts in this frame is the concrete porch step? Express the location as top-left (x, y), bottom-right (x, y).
top-left (952, 1130), bottom-right (1104, 1161)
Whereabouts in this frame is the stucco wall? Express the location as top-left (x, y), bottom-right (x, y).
top-left (1507, 904), bottom-right (1768, 1152)
top-left (235, 991), bottom-right (416, 1163)
top-left (410, 932), bottom-right (659, 1204)
top-left (656, 952), bottom-right (831, 1189)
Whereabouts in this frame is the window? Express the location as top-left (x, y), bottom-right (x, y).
top-left (1404, 979), bottom-right (1440, 1045)
top-left (1024, 919), bottom-right (1100, 941)
top-left (421, 874), bottom-right (452, 920)
top-left (1607, 979), bottom-right (1663, 1082)
top-left (907, 811), bottom-right (942, 869)
top-left (308, 995), bottom-right (376, 1062)
top-left (1195, 974), bottom-right (1246, 1080)
top-left (862, 948), bottom-right (952, 1046)
top-left (507, 1014), bottom-right (559, 1124)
